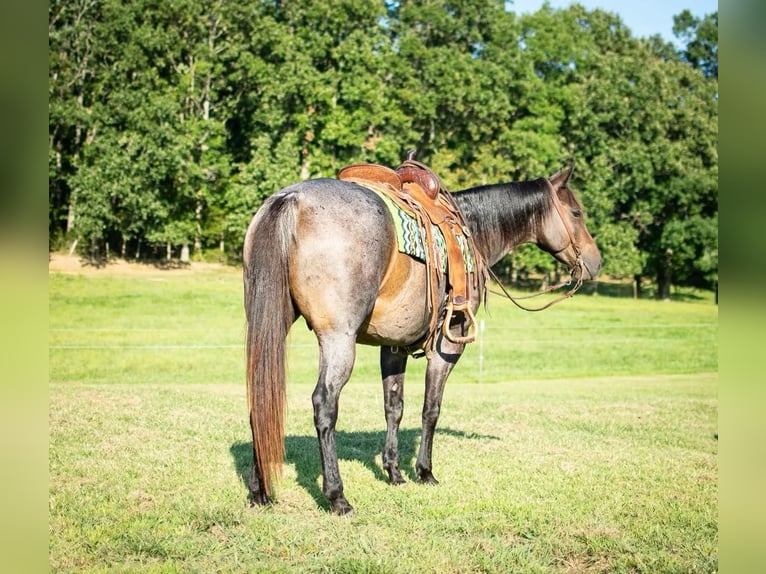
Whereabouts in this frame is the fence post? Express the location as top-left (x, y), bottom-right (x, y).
top-left (478, 319), bottom-right (485, 384)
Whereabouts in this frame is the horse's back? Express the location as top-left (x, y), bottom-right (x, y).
top-left (285, 178), bottom-right (395, 261)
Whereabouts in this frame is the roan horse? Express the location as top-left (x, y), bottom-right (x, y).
top-left (243, 163), bottom-right (601, 515)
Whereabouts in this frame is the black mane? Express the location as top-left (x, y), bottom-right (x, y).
top-left (452, 179), bottom-right (552, 265)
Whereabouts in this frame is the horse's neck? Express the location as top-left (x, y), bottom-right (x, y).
top-left (453, 181), bottom-right (549, 266)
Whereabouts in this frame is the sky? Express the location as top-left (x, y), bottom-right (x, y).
top-left (508, 0), bottom-right (718, 45)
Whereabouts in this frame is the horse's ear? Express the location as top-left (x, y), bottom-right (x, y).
top-left (549, 161), bottom-right (575, 187)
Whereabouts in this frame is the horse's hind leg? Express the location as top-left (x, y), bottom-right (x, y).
top-left (312, 333), bottom-right (357, 515)
top-left (248, 440), bottom-right (270, 506)
top-left (381, 347), bottom-right (408, 484)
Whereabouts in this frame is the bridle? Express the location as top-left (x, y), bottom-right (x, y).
top-left (489, 177), bottom-right (585, 312)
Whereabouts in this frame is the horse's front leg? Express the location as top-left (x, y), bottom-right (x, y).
top-left (416, 332), bottom-right (463, 484)
top-left (312, 334), bottom-right (356, 515)
top-left (380, 346), bottom-right (408, 485)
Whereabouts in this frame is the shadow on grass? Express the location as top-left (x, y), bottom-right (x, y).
top-left (230, 427), bottom-right (498, 511)
top-left (82, 256), bottom-right (194, 270)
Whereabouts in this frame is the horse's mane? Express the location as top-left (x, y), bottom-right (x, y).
top-left (452, 178), bottom-right (552, 261)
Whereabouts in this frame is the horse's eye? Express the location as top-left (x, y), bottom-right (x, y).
top-left (571, 209), bottom-right (582, 218)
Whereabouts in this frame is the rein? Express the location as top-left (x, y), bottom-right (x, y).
top-left (488, 177), bottom-right (585, 312)
top-left (488, 268), bottom-right (583, 312)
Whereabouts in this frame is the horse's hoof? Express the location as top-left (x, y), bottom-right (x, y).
top-left (418, 471), bottom-right (439, 485)
top-left (386, 470), bottom-right (407, 485)
top-left (248, 491), bottom-right (272, 507)
top-left (331, 499), bottom-right (355, 516)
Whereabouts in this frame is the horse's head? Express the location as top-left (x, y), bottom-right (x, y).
top-left (539, 164), bottom-right (602, 281)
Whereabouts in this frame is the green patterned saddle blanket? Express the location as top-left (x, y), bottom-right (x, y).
top-left (367, 186), bottom-right (475, 274)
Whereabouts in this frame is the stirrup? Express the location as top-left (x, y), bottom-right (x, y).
top-left (442, 297), bottom-right (477, 344)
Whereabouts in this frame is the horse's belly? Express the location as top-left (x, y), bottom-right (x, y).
top-left (357, 253), bottom-right (431, 346)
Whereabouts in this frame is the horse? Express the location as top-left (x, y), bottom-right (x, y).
top-left (243, 163), bottom-right (601, 515)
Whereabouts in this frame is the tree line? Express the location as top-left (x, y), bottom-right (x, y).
top-left (49, 0), bottom-right (717, 298)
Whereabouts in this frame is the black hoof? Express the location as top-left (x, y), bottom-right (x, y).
top-left (248, 491), bottom-right (272, 507)
top-left (386, 468), bottom-right (407, 485)
top-left (418, 471), bottom-right (439, 485)
top-left (331, 498), bottom-right (355, 516)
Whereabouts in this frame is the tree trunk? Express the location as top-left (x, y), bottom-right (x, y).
top-left (656, 266), bottom-right (671, 300)
top-left (66, 195), bottom-right (76, 233)
top-left (194, 198), bottom-right (203, 257)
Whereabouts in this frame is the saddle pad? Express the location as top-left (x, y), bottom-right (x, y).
top-left (364, 184), bottom-right (475, 274)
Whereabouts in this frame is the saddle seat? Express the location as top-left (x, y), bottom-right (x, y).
top-left (338, 158), bottom-right (487, 351)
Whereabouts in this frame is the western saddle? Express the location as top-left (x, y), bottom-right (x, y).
top-left (338, 152), bottom-right (487, 353)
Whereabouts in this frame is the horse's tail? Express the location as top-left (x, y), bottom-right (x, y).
top-left (243, 191), bottom-right (297, 500)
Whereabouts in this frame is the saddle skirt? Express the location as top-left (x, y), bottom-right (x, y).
top-left (338, 160), bottom-right (488, 352)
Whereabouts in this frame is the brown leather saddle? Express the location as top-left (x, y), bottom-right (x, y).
top-left (338, 155), bottom-right (487, 352)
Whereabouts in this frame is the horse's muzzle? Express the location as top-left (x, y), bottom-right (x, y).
top-left (578, 252), bottom-right (602, 281)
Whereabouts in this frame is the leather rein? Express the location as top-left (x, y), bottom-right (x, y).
top-left (488, 177), bottom-right (585, 312)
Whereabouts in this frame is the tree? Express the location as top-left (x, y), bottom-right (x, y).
top-left (385, 0), bottom-right (518, 182)
top-left (48, 0), bottom-right (717, 296)
top-left (673, 10), bottom-right (718, 79)
top-left (49, 0), bottom-right (107, 247)
top-left (538, 5), bottom-right (718, 297)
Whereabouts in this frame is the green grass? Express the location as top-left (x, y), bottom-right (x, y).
top-left (49, 270), bottom-right (717, 386)
top-left (49, 267), bottom-right (717, 572)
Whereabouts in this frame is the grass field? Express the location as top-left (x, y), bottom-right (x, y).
top-left (49, 262), bottom-right (717, 573)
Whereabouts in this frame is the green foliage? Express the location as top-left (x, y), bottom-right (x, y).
top-left (49, 0), bottom-right (718, 291)
top-left (673, 10), bottom-right (718, 78)
top-left (589, 220), bottom-right (644, 279)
